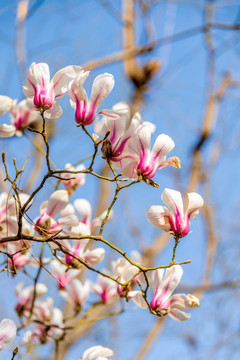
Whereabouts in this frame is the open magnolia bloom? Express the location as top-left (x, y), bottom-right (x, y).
top-left (15, 282), bottom-right (47, 317)
top-left (68, 70), bottom-right (115, 125)
top-left (95, 102), bottom-right (139, 164)
top-left (61, 279), bottom-right (91, 313)
top-left (147, 188), bottom-right (204, 237)
top-left (0, 99), bottom-right (40, 138)
top-left (80, 345), bottom-right (114, 360)
top-left (0, 318), bottom-right (17, 351)
top-left (120, 119), bottom-right (180, 180)
top-left (60, 163), bottom-right (86, 194)
top-left (23, 62), bottom-right (82, 118)
top-left (71, 198), bottom-right (113, 235)
top-left (92, 271), bottom-right (118, 302)
top-left (35, 190), bottom-right (79, 236)
top-left (50, 260), bottom-right (81, 290)
top-left (130, 265), bottom-right (200, 321)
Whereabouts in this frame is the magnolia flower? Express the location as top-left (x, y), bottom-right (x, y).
top-left (63, 237), bottom-right (105, 268)
top-left (114, 257), bottom-right (139, 298)
top-left (60, 163), bottom-right (86, 195)
top-left (50, 260), bottom-right (80, 289)
top-left (147, 188), bottom-right (204, 237)
top-left (130, 265), bottom-right (200, 321)
top-left (35, 190), bottom-right (78, 236)
top-left (0, 95), bottom-right (13, 117)
top-left (73, 198), bottom-right (113, 235)
top-left (80, 345), bottom-right (114, 360)
top-left (15, 282), bottom-right (47, 317)
top-left (24, 299), bottom-right (64, 343)
top-left (92, 271), bottom-right (117, 302)
top-left (68, 71), bottom-right (114, 125)
top-left (0, 99), bottom-right (40, 138)
top-left (120, 119), bottom-right (180, 180)
top-left (61, 279), bottom-right (90, 313)
top-left (23, 62), bottom-right (82, 118)
top-left (95, 102), bottom-right (132, 162)
top-left (0, 319), bottom-right (17, 350)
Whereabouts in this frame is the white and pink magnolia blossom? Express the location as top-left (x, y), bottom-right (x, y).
top-left (68, 71), bottom-right (114, 125)
top-left (95, 102), bottom-right (132, 163)
top-left (50, 259), bottom-right (80, 290)
top-left (60, 163), bottom-right (86, 194)
top-left (92, 271), bottom-right (117, 302)
top-left (73, 198), bottom-right (113, 235)
top-left (114, 257), bottom-right (139, 298)
top-left (130, 265), bottom-right (200, 321)
top-left (35, 190), bottom-right (78, 236)
top-left (23, 299), bottom-right (64, 344)
top-left (147, 188), bottom-right (204, 238)
top-left (120, 119), bottom-right (180, 180)
top-left (0, 95), bottom-right (13, 117)
top-left (0, 318), bottom-right (17, 351)
top-left (61, 279), bottom-right (90, 313)
top-left (23, 62), bottom-right (82, 118)
top-left (63, 237), bottom-right (105, 268)
top-left (0, 99), bottom-right (40, 138)
top-left (15, 282), bottom-right (47, 317)
top-left (80, 345), bottom-right (114, 360)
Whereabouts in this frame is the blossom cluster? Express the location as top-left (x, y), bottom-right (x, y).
top-left (0, 62), bottom-right (204, 356)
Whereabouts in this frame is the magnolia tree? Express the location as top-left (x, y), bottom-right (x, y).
top-left (0, 62), bottom-right (204, 359)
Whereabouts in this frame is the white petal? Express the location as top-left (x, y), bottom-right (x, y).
top-left (74, 199), bottom-right (92, 225)
top-left (0, 124), bottom-right (15, 137)
top-left (47, 190), bottom-right (69, 218)
top-left (89, 73), bottom-right (114, 111)
top-left (129, 291), bottom-right (148, 309)
top-left (147, 205), bottom-right (172, 232)
top-left (0, 96), bottom-right (13, 116)
top-left (52, 65), bottom-right (83, 98)
top-left (185, 192), bottom-right (204, 219)
top-left (161, 265), bottom-right (183, 304)
top-left (84, 248), bottom-right (105, 266)
top-left (151, 134), bottom-right (175, 166)
top-left (162, 188), bottom-right (184, 218)
top-left (0, 319), bottom-right (17, 349)
top-left (68, 71), bottom-right (89, 103)
top-left (169, 308), bottom-right (191, 321)
top-left (82, 345), bottom-right (114, 360)
top-left (44, 101), bottom-right (62, 119)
